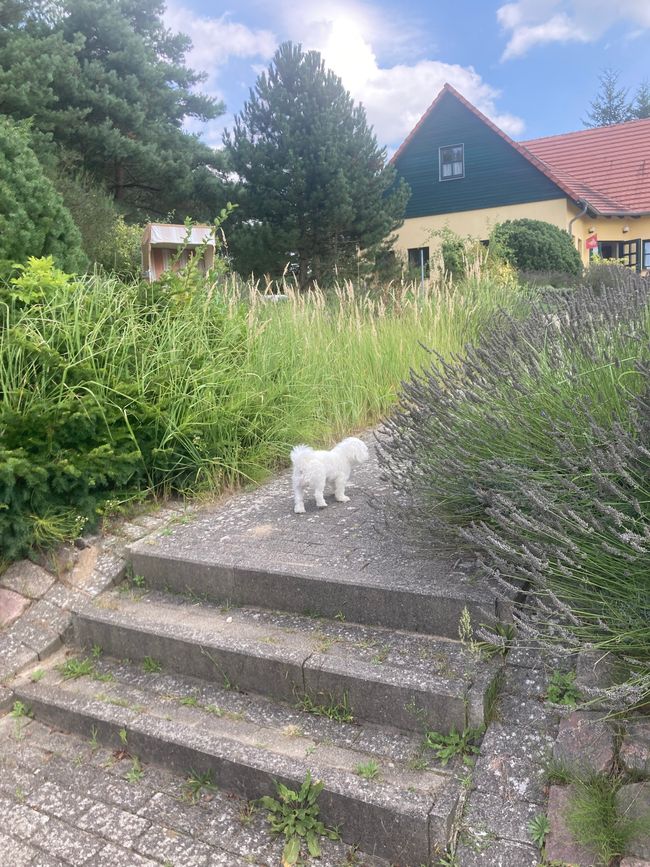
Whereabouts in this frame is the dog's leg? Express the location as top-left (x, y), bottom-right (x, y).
top-left (313, 469), bottom-right (327, 508)
top-left (334, 474), bottom-right (350, 503)
top-left (293, 471), bottom-right (306, 514)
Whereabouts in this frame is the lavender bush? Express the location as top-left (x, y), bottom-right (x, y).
top-left (379, 269), bottom-right (649, 708)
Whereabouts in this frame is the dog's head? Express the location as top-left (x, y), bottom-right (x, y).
top-left (340, 437), bottom-right (369, 465)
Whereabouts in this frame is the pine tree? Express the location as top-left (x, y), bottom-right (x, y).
top-left (583, 68), bottom-right (632, 127)
top-left (631, 80), bottom-right (650, 120)
top-left (0, 0), bottom-right (227, 220)
top-left (225, 42), bottom-right (409, 288)
top-left (0, 117), bottom-right (87, 273)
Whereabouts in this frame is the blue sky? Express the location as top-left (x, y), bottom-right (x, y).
top-left (163, 0), bottom-right (650, 153)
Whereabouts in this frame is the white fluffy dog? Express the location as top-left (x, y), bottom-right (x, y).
top-left (291, 437), bottom-right (369, 513)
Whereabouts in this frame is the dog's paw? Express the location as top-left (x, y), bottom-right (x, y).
top-left (316, 501), bottom-right (328, 509)
top-left (294, 504), bottom-right (306, 514)
top-left (335, 494), bottom-right (350, 503)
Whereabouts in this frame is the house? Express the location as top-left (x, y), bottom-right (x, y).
top-left (141, 223), bottom-right (216, 282)
top-left (391, 83), bottom-right (650, 272)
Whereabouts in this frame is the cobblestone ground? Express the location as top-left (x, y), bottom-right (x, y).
top-left (0, 715), bottom-right (382, 867)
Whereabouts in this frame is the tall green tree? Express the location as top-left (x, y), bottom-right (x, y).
top-left (0, 117), bottom-right (87, 273)
top-left (583, 68), bottom-right (632, 127)
top-left (225, 42), bottom-right (409, 288)
top-left (631, 80), bottom-right (650, 120)
top-left (0, 0), bottom-right (227, 219)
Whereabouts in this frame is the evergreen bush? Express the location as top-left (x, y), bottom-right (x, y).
top-left (0, 118), bottom-right (87, 274)
top-left (491, 218), bottom-right (582, 276)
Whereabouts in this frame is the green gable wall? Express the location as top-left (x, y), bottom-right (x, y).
top-left (394, 90), bottom-right (565, 219)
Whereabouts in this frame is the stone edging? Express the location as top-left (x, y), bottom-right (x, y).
top-left (0, 503), bottom-right (194, 709)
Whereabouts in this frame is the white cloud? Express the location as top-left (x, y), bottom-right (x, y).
top-left (274, 0), bottom-right (525, 143)
top-left (163, 2), bottom-right (276, 97)
top-left (164, 0), bottom-right (524, 148)
top-left (498, 0), bottom-right (650, 58)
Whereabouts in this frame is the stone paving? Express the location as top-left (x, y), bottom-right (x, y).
top-left (0, 714), bottom-right (380, 866)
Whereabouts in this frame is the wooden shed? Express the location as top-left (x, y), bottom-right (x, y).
top-left (141, 223), bottom-right (216, 282)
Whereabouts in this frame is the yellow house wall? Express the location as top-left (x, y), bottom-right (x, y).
top-left (395, 198), bottom-right (650, 270)
top-left (394, 198), bottom-right (570, 257)
top-left (565, 202), bottom-right (650, 268)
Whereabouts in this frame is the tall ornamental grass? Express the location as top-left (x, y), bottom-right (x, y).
top-left (0, 264), bottom-right (520, 561)
top-left (379, 269), bottom-right (650, 708)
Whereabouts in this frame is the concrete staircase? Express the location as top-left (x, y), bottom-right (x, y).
top-left (13, 449), bottom-right (504, 865)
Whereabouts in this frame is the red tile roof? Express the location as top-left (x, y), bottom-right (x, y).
top-left (523, 120), bottom-right (650, 215)
top-left (392, 84), bottom-right (650, 216)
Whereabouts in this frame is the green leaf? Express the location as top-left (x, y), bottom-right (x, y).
top-left (282, 836), bottom-right (301, 866)
top-left (306, 831), bottom-right (321, 857)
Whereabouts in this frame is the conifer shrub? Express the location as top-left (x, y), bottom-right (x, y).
top-left (0, 118), bottom-right (87, 274)
top-left (379, 269), bottom-right (650, 707)
top-left (491, 218), bottom-right (582, 276)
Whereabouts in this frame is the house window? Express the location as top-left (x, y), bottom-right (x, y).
top-left (643, 240), bottom-right (650, 269)
top-left (407, 246), bottom-right (430, 274)
top-left (439, 144), bottom-right (464, 180)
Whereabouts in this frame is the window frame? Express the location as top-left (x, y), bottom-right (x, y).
top-left (439, 143), bottom-right (465, 182)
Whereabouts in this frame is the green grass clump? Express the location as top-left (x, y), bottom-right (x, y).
top-left (0, 259), bottom-right (520, 562)
top-left (566, 775), bottom-right (638, 864)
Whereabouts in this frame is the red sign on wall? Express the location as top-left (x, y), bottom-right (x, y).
top-left (586, 234), bottom-right (599, 250)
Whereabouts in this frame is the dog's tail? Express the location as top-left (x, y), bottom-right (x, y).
top-left (290, 445), bottom-right (313, 471)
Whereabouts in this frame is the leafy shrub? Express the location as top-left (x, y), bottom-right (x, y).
top-left (440, 232), bottom-right (466, 280)
top-left (0, 117), bottom-right (87, 274)
top-left (491, 218), bottom-right (582, 276)
top-left (379, 271), bottom-right (650, 707)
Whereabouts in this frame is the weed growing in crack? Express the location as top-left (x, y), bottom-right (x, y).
top-left (546, 670), bottom-right (581, 706)
top-left (423, 725), bottom-right (483, 766)
top-left (125, 756), bottom-right (144, 783)
top-left (58, 657), bottom-right (96, 680)
top-left (10, 700), bottom-right (33, 719)
top-left (296, 689), bottom-right (354, 723)
top-left (259, 771), bottom-right (339, 865)
top-left (183, 768), bottom-right (218, 803)
top-left (354, 760), bottom-right (381, 780)
top-left (528, 814), bottom-right (550, 847)
top-left (142, 656), bottom-right (162, 674)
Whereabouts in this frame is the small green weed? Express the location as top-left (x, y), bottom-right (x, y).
top-left (58, 657), bottom-right (96, 681)
top-left (91, 644), bottom-right (103, 659)
top-left (296, 690), bottom-right (354, 723)
top-left (528, 813), bottom-right (550, 847)
top-left (544, 756), bottom-right (574, 785)
top-left (125, 756), bottom-right (144, 783)
top-left (29, 668), bottom-right (45, 683)
top-left (354, 760), bottom-right (381, 780)
top-left (183, 768), bottom-right (218, 803)
top-left (89, 725), bottom-right (99, 750)
top-left (424, 726), bottom-right (483, 766)
top-left (239, 801), bottom-right (257, 826)
top-left (118, 727), bottom-right (128, 747)
top-left (547, 670), bottom-right (581, 706)
top-left (179, 695), bottom-right (200, 707)
top-left (10, 700), bottom-right (33, 719)
top-left (142, 656), bottom-right (162, 674)
top-left (259, 772), bottom-right (339, 865)
top-left (203, 704), bottom-right (223, 716)
top-left (132, 574), bottom-right (146, 588)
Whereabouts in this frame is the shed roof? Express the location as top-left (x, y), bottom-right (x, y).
top-left (142, 224), bottom-right (215, 247)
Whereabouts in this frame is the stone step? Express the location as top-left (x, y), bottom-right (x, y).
top-left (72, 588), bottom-right (500, 734)
top-left (13, 654), bottom-right (462, 864)
top-left (128, 543), bottom-right (500, 640)
top-left (126, 450), bottom-right (504, 639)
